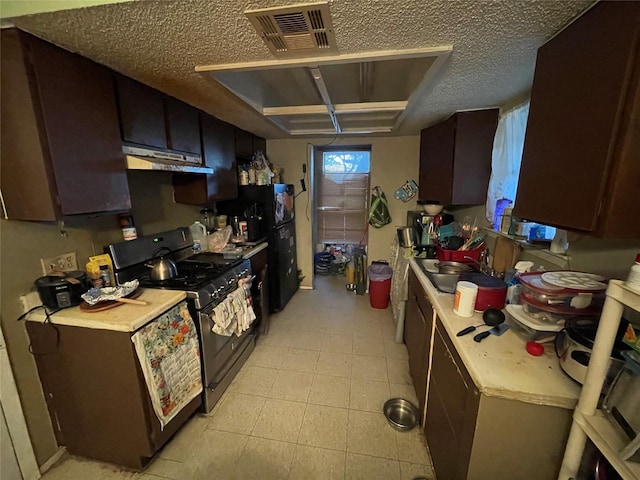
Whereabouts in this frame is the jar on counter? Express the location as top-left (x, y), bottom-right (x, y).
top-left (248, 164), bottom-right (257, 185)
top-left (118, 213), bottom-right (137, 241)
top-left (238, 166), bottom-right (249, 186)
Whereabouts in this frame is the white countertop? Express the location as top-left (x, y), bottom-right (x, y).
top-left (26, 289), bottom-right (186, 332)
top-left (409, 258), bottom-right (581, 409)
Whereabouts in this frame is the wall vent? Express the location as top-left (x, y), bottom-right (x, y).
top-left (245, 2), bottom-right (337, 57)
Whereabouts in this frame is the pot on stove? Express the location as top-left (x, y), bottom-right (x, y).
top-left (146, 247), bottom-right (178, 281)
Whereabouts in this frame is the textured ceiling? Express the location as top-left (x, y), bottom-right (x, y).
top-left (7, 0), bottom-right (595, 139)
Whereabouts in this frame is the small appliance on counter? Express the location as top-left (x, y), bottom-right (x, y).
top-left (34, 271), bottom-right (90, 309)
top-left (555, 317), bottom-right (631, 388)
top-left (406, 210), bottom-right (442, 258)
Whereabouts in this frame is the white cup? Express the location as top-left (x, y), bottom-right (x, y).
top-left (453, 281), bottom-right (478, 317)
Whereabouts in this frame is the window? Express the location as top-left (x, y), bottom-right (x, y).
top-left (315, 147), bottom-right (371, 244)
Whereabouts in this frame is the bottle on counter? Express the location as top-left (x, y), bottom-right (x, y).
top-left (118, 213), bottom-right (137, 241)
top-left (86, 261), bottom-right (103, 288)
top-left (506, 261), bottom-right (534, 304)
top-left (231, 216), bottom-right (241, 237)
top-left (626, 253), bottom-right (640, 293)
top-left (99, 264), bottom-right (112, 287)
top-left (189, 221), bottom-right (208, 253)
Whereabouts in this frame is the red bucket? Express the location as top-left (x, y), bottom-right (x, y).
top-left (369, 277), bottom-right (392, 309)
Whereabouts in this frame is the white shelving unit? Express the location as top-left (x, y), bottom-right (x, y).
top-left (558, 280), bottom-right (640, 480)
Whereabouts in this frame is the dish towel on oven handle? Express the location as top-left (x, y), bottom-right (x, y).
top-left (131, 301), bottom-right (203, 430)
top-left (211, 276), bottom-right (256, 337)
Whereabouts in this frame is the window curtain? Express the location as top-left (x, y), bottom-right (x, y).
top-left (486, 101), bottom-right (530, 228)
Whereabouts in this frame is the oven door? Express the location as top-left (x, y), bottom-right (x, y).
top-left (194, 301), bottom-right (256, 412)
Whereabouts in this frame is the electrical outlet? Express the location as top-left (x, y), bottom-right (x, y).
top-left (19, 291), bottom-right (42, 313)
top-left (40, 252), bottom-right (78, 275)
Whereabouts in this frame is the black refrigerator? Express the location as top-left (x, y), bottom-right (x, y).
top-left (235, 184), bottom-right (298, 312)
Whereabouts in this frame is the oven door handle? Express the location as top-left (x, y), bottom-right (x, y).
top-left (207, 333), bottom-right (256, 391)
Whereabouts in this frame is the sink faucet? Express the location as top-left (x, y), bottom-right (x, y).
top-left (463, 253), bottom-right (497, 277)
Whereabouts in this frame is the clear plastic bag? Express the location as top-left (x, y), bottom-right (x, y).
top-left (207, 226), bottom-right (232, 252)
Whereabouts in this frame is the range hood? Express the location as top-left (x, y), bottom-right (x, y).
top-left (123, 145), bottom-right (213, 174)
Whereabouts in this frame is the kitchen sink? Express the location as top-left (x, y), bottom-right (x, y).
top-left (416, 259), bottom-right (460, 294)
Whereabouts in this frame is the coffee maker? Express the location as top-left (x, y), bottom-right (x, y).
top-left (406, 211), bottom-right (438, 258)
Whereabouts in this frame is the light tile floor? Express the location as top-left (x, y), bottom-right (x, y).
top-left (41, 275), bottom-right (434, 480)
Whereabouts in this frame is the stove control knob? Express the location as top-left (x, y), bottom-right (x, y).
top-left (228, 277), bottom-right (237, 287)
top-left (241, 268), bottom-right (249, 277)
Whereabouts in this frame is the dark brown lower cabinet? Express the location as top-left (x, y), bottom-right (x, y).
top-left (25, 321), bottom-right (200, 470)
top-left (424, 320), bottom-right (573, 480)
top-left (425, 323), bottom-right (480, 480)
top-left (405, 271), bottom-right (575, 480)
top-left (404, 269), bottom-right (434, 416)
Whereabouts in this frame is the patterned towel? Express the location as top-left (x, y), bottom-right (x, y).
top-left (211, 279), bottom-right (256, 336)
top-left (131, 301), bottom-right (202, 429)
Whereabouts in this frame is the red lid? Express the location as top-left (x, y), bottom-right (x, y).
top-left (636, 253), bottom-right (640, 263)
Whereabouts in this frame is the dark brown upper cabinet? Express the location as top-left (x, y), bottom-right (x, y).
top-left (115, 76), bottom-right (201, 156)
top-left (173, 114), bottom-right (237, 204)
top-left (235, 128), bottom-right (254, 160)
top-left (115, 75), bottom-right (167, 150)
top-left (514, 2), bottom-right (640, 238)
top-left (235, 127), bottom-right (266, 160)
top-left (1, 29), bottom-right (130, 221)
top-left (165, 97), bottom-right (201, 155)
top-left (419, 109), bottom-right (499, 206)
top-left (253, 135), bottom-right (266, 155)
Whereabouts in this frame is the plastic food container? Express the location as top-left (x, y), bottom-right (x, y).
top-left (505, 304), bottom-right (565, 343)
top-left (504, 305), bottom-right (564, 343)
top-left (518, 272), bottom-right (606, 310)
top-left (520, 295), bottom-right (599, 325)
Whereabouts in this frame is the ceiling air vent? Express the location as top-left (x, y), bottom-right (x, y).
top-left (245, 2), bottom-right (337, 57)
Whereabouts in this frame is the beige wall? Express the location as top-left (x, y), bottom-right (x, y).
top-left (267, 135), bottom-right (420, 288)
top-left (0, 170), bottom-right (202, 465)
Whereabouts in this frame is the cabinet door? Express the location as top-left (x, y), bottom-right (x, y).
top-left (425, 323), bottom-right (479, 480)
top-left (514, 2), bottom-right (640, 235)
top-left (235, 128), bottom-right (254, 159)
top-left (404, 270), bottom-right (434, 416)
top-left (201, 115), bottom-right (237, 199)
top-left (253, 135), bottom-right (266, 155)
top-left (115, 75), bottom-right (167, 149)
top-left (419, 116), bottom-right (455, 204)
top-left (451, 110), bottom-right (498, 205)
top-left (1, 30), bottom-right (130, 219)
top-left (173, 114), bottom-right (237, 204)
top-left (419, 110), bottom-right (498, 206)
top-left (165, 97), bottom-right (201, 155)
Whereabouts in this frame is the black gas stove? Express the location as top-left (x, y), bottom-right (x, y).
top-left (137, 256), bottom-right (250, 309)
top-left (106, 228), bottom-right (258, 413)
top-left (107, 231), bottom-right (251, 310)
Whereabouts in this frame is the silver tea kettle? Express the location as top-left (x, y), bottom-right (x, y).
top-left (146, 247), bottom-right (178, 281)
